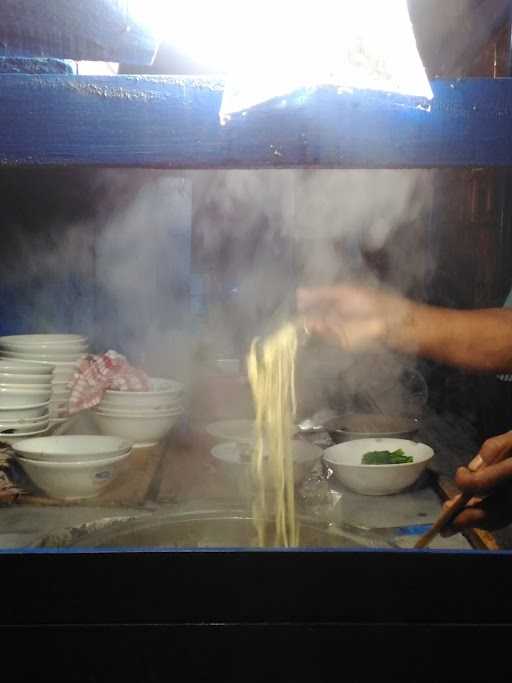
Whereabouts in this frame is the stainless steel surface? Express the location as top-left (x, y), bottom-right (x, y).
top-left (32, 507), bottom-right (398, 549)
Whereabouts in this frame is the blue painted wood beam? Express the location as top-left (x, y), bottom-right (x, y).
top-left (1, 76), bottom-right (512, 169)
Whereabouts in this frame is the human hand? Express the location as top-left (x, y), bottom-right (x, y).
top-left (297, 284), bottom-right (414, 353)
top-left (442, 431), bottom-right (512, 535)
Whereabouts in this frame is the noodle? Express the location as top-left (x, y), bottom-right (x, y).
top-left (247, 322), bottom-right (299, 547)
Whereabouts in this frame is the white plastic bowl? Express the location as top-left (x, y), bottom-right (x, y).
top-left (323, 438), bottom-right (434, 496)
top-left (0, 388), bottom-right (52, 406)
top-left (91, 410), bottom-right (183, 446)
top-left (0, 401), bottom-right (49, 419)
top-left (13, 435), bottom-right (133, 462)
top-left (15, 451), bottom-right (131, 499)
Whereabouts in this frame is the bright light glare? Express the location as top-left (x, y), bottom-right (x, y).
top-left (129, 1), bottom-right (433, 123)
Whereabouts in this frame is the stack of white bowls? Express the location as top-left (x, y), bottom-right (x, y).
top-left (0, 335), bottom-right (88, 425)
top-left (12, 435), bottom-right (132, 500)
top-left (0, 360), bottom-right (53, 440)
top-left (91, 377), bottom-right (184, 447)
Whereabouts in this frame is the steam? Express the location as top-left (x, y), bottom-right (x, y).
top-left (94, 171), bottom-right (192, 381)
top-left (0, 167), bottom-right (435, 419)
top-left (192, 168), bottom-right (434, 419)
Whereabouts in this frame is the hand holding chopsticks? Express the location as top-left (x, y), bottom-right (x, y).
top-left (415, 431), bottom-right (512, 548)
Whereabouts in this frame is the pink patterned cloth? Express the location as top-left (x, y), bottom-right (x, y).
top-left (69, 350), bottom-right (151, 414)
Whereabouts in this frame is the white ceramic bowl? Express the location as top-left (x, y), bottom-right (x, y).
top-left (0, 372), bottom-right (53, 386)
top-left (96, 401), bottom-right (183, 416)
top-left (323, 438), bottom-right (434, 496)
top-left (0, 412), bottom-right (49, 427)
top-left (0, 355), bottom-right (76, 369)
top-left (91, 410), bottom-right (183, 446)
top-left (101, 378), bottom-right (183, 409)
top-left (0, 360), bottom-right (54, 375)
top-left (0, 418), bottom-right (50, 435)
top-left (0, 334), bottom-right (87, 346)
top-left (0, 345), bottom-right (86, 357)
top-left (0, 426), bottom-right (50, 442)
top-left (15, 451), bottom-right (131, 499)
top-left (0, 349), bottom-right (85, 362)
top-left (0, 387), bottom-right (52, 406)
top-left (13, 435), bottom-right (133, 462)
top-left (211, 440), bottom-right (323, 495)
top-left (0, 335), bottom-right (86, 345)
top-left (0, 401), bottom-right (50, 419)
top-left (0, 382), bottom-right (52, 392)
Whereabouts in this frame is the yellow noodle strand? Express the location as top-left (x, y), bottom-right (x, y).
top-left (247, 323), bottom-right (299, 547)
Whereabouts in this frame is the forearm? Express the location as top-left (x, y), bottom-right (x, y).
top-left (392, 305), bottom-right (512, 372)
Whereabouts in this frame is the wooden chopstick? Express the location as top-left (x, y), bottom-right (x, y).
top-left (415, 452), bottom-right (490, 549)
top-left (414, 490), bottom-right (473, 548)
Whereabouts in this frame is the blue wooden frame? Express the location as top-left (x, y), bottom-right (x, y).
top-left (1, 75), bottom-right (512, 169)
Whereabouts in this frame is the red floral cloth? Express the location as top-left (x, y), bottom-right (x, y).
top-left (69, 350), bottom-right (150, 414)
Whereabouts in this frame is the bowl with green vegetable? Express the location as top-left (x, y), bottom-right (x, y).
top-left (323, 437), bottom-right (434, 495)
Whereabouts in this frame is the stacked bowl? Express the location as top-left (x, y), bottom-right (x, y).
top-left (0, 360), bottom-right (53, 440)
top-left (0, 335), bottom-right (89, 425)
top-left (91, 378), bottom-right (185, 447)
top-left (11, 435), bottom-right (132, 499)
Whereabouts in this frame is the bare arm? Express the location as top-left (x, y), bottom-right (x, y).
top-left (393, 304), bottom-right (512, 372)
top-left (298, 285), bottom-right (512, 373)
